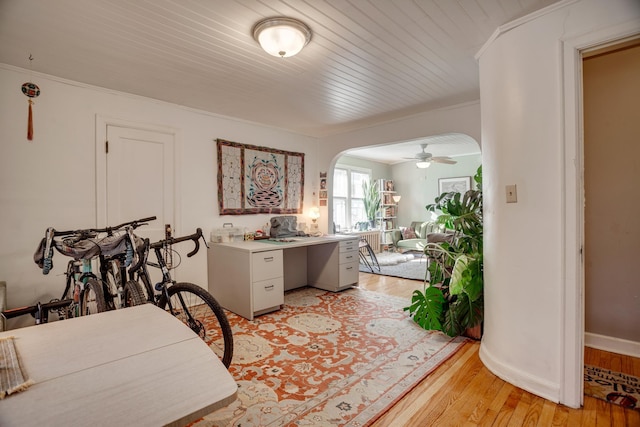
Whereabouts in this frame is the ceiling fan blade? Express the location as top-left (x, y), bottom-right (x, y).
top-left (431, 157), bottom-right (457, 164)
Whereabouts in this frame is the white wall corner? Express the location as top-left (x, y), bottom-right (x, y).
top-left (479, 342), bottom-right (562, 404)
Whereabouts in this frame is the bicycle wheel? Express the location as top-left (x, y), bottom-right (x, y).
top-left (104, 260), bottom-right (123, 310)
top-left (123, 280), bottom-right (147, 307)
top-left (158, 282), bottom-right (233, 368)
top-left (80, 278), bottom-right (107, 316)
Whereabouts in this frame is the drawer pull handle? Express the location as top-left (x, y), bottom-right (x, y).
top-left (346, 266), bottom-right (353, 270)
top-left (264, 257), bottom-right (274, 262)
top-left (264, 285), bottom-right (275, 290)
top-left (346, 255), bottom-right (353, 259)
top-left (345, 246), bottom-right (354, 251)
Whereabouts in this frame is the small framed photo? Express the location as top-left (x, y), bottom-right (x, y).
top-left (319, 190), bottom-right (327, 199)
top-left (438, 176), bottom-right (472, 195)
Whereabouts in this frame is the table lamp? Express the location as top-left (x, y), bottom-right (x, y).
top-left (309, 207), bottom-right (321, 235)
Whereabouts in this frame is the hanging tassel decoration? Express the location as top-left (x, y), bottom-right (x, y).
top-left (21, 55), bottom-right (40, 141)
top-left (27, 99), bottom-right (34, 140)
top-left (21, 83), bottom-right (39, 141)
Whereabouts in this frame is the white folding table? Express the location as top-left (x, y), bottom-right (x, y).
top-left (0, 303), bottom-right (237, 426)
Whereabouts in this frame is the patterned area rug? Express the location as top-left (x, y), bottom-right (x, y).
top-left (191, 287), bottom-right (466, 426)
top-left (584, 365), bottom-right (640, 410)
top-left (359, 251), bottom-right (428, 281)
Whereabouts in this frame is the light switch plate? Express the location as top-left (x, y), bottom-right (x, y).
top-left (506, 184), bottom-right (517, 203)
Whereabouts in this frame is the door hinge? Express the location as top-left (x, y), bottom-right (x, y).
top-left (105, 140), bottom-right (109, 154)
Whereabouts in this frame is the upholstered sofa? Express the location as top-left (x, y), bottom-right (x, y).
top-left (390, 221), bottom-right (452, 252)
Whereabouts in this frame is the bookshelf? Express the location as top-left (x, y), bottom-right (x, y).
top-left (376, 179), bottom-right (398, 248)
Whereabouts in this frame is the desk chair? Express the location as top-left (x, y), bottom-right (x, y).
top-left (358, 238), bottom-right (380, 273)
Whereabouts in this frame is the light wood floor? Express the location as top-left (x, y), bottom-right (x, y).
top-left (357, 272), bottom-right (640, 426)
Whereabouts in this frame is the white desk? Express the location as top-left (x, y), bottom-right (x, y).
top-left (207, 235), bottom-right (360, 320)
top-left (0, 304), bottom-right (237, 427)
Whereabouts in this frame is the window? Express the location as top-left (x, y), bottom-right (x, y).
top-left (333, 166), bottom-right (371, 231)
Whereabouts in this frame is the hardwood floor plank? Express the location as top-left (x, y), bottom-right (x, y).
top-left (492, 387), bottom-right (522, 426)
top-left (626, 409), bottom-right (640, 426)
top-left (551, 405), bottom-right (570, 426)
top-left (357, 273), bottom-right (640, 426)
top-left (506, 390), bottom-right (532, 426)
top-left (520, 394), bottom-right (545, 427)
top-left (536, 399), bottom-right (559, 427)
top-left (463, 375), bottom-right (503, 425)
top-left (477, 383), bottom-right (516, 426)
top-left (594, 398), bottom-right (612, 427)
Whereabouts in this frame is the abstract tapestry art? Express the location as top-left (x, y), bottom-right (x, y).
top-left (217, 139), bottom-right (304, 215)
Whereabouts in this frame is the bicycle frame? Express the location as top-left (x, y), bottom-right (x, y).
top-left (1, 298), bottom-right (74, 325)
top-left (132, 229), bottom-right (206, 312)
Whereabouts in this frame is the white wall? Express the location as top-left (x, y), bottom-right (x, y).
top-left (335, 155), bottom-right (391, 182)
top-left (477, 0), bottom-right (640, 407)
top-left (0, 64), bottom-right (317, 325)
top-left (391, 155), bottom-right (481, 226)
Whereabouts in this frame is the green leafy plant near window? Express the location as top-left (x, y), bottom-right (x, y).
top-left (362, 180), bottom-right (380, 227)
top-left (404, 166), bottom-right (483, 337)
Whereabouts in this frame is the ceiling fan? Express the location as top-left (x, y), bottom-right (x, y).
top-left (404, 144), bottom-right (457, 168)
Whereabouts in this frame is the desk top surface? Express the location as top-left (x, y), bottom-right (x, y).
top-left (211, 233), bottom-right (358, 252)
top-left (0, 304), bottom-right (237, 427)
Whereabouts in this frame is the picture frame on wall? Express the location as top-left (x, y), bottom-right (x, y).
top-left (216, 138), bottom-right (304, 215)
top-left (438, 176), bottom-right (472, 195)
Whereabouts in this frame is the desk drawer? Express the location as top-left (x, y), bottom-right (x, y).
top-left (253, 277), bottom-right (284, 312)
top-left (340, 239), bottom-right (358, 253)
top-left (339, 262), bottom-right (359, 287)
top-left (252, 250), bottom-right (283, 282)
top-left (339, 251), bottom-right (357, 264)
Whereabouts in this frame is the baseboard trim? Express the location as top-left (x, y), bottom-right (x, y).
top-left (479, 342), bottom-right (560, 404)
top-left (585, 333), bottom-right (640, 358)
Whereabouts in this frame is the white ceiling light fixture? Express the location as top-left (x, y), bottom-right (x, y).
top-left (253, 17), bottom-right (312, 58)
top-left (416, 161), bottom-right (431, 169)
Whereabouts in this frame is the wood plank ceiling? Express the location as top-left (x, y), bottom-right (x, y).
top-left (0, 0), bottom-right (560, 139)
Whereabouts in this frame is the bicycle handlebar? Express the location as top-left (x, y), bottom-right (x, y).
top-left (129, 228), bottom-right (206, 274)
top-left (149, 228), bottom-right (205, 257)
top-left (48, 216), bottom-right (157, 237)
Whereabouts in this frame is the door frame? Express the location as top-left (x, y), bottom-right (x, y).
top-left (561, 20), bottom-right (640, 408)
top-left (95, 115), bottom-right (182, 230)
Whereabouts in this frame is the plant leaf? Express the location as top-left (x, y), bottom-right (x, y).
top-left (449, 254), bottom-right (469, 296)
top-left (403, 287), bottom-right (446, 331)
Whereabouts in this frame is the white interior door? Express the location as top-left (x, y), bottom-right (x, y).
top-left (97, 120), bottom-right (177, 285)
top-left (104, 125), bottom-right (174, 240)
top-left (96, 117), bottom-right (177, 257)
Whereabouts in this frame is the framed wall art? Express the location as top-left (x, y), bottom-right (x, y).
top-left (438, 176), bottom-right (472, 195)
top-left (217, 138), bottom-right (304, 215)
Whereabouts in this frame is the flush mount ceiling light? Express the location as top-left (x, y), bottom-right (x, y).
top-left (252, 17), bottom-right (311, 58)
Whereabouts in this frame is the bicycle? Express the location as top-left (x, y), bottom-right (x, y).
top-left (129, 227), bottom-right (234, 368)
top-left (95, 216), bottom-right (157, 310)
top-left (33, 217), bottom-right (154, 319)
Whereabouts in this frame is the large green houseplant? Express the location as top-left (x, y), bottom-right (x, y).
top-left (404, 166), bottom-right (483, 338)
top-left (362, 180), bottom-right (380, 229)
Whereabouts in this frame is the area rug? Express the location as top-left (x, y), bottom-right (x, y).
top-left (359, 251), bottom-right (428, 281)
top-left (191, 287), bottom-right (467, 426)
top-left (584, 365), bottom-right (640, 410)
